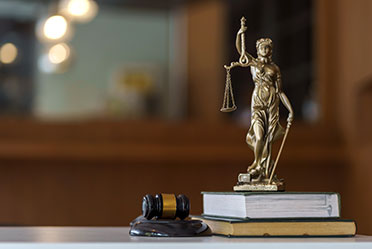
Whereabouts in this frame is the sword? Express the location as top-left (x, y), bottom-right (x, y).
top-left (268, 121), bottom-right (291, 184)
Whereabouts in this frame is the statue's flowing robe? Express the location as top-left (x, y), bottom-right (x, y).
top-left (246, 63), bottom-right (285, 174)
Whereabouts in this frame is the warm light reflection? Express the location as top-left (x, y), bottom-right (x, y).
top-left (60, 0), bottom-right (98, 22)
top-left (0, 43), bottom-right (18, 64)
top-left (43, 15), bottom-right (68, 40)
top-left (48, 43), bottom-right (70, 64)
top-left (68, 0), bottom-right (90, 16)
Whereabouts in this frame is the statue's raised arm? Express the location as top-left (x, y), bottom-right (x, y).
top-left (235, 17), bottom-right (256, 66)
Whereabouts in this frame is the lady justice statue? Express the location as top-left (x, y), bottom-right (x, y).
top-left (221, 17), bottom-right (294, 191)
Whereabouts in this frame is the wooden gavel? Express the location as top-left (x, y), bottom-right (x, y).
top-left (142, 194), bottom-right (190, 220)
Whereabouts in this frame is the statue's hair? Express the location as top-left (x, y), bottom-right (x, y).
top-left (256, 38), bottom-right (273, 49)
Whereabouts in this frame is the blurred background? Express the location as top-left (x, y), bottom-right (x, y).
top-left (0, 0), bottom-right (370, 234)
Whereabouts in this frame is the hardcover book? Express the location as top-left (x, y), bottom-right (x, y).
top-left (199, 215), bottom-right (356, 237)
top-left (202, 192), bottom-right (340, 219)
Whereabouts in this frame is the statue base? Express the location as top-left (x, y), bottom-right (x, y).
top-left (233, 173), bottom-right (285, 192)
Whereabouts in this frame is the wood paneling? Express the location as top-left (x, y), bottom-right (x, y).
top-left (0, 119), bottom-right (346, 226)
top-left (0, 158), bottom-right (346, 226)
top-left (331, 0), bottom-right (372, 235)
top-left (186, 0), bottom-right (226, 121)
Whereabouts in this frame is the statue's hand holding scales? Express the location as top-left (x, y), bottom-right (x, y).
top-left (221, 17), bottom-right (294, 192)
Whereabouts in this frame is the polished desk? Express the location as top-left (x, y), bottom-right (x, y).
top-left (0, 227), bottom-right (370, 248)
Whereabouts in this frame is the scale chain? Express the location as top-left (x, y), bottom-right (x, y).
top-left (220, 68), bottom-right (237, 112)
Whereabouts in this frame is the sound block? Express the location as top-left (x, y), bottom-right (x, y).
top-left (129, 216), bottom-right (212, 237)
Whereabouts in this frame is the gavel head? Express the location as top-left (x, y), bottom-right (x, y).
top-left (142, 193), bottom-right (189, 220)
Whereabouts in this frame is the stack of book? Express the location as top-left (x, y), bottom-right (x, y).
top-left (200, 192), bottom-right (356, 237)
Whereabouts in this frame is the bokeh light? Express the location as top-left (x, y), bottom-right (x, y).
top-left (38, 53), bottom-right (57, 74)
top-left (48, 43), bottom-right (70, 64)
top-left (0, 43), bottom-right (18, 64)
top-left (43, 15), bottom-right (68, 40)
top-left (60, 0), bottom-right (98, 22)
top-left (68, 0), bottom-right (90, 16)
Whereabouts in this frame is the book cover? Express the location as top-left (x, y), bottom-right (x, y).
top-left (198, 215), bottom-right (356, 237)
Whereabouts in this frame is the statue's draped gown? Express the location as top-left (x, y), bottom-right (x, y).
top-left (246, 62), bottom-right (285, 175)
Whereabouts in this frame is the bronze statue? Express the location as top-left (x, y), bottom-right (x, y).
top-left (221, 17), bottom-right (294, 191)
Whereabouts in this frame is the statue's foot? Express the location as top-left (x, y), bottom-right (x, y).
top-left (247, 161), bottom-right (257, 171)
top-left (248, 166), bottom-right (261, 178)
